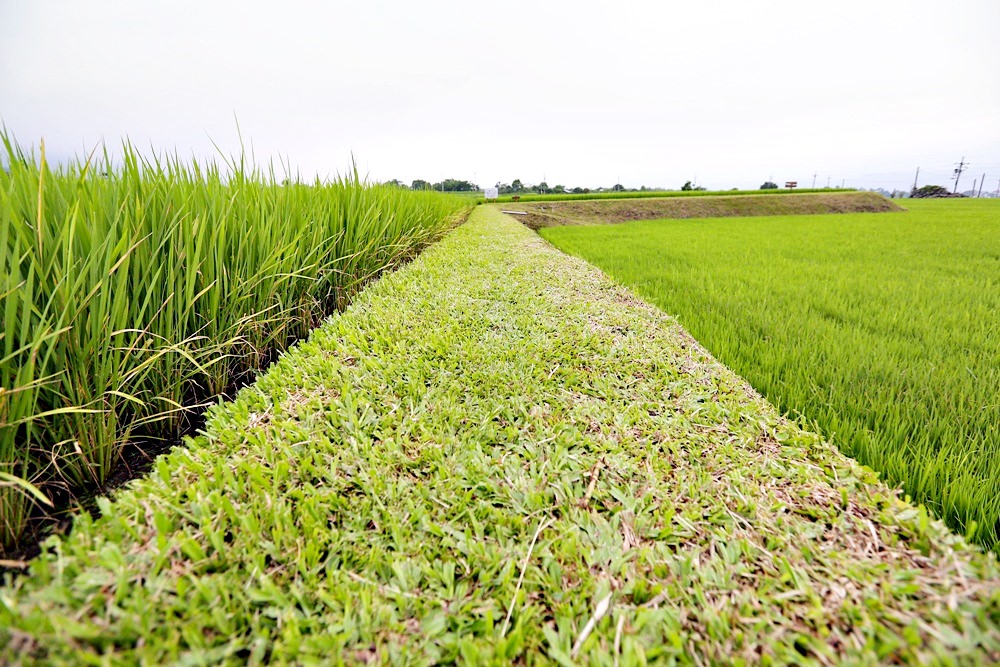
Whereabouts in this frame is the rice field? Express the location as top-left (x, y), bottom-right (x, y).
top-left (3, 206), bottom-right (996, 664)
top-left (540, 199), bottom-right (1000, 552)
top-left (0, 135), bottom-right (467, 553)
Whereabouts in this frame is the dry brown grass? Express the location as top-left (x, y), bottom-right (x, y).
top-left (506, 192), bottom-right (902, 229)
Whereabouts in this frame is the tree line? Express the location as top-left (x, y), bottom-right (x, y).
top-left (389, 178), bottom-right (684, 195)
top-left (385, 178), bottom-right (862, 194)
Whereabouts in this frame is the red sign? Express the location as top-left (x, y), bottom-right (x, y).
top-left (785, 181), bottom-right (798, 189)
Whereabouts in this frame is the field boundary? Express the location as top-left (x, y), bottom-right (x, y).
top-left (1, 206), bottom-right (996, 664)
top-left (481, 187), bottom-right (855, 205)
top-left (505, 191), bottom-right (902, 229)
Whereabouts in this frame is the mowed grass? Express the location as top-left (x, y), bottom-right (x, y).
top-left (1, 207), bottom-right (998, 664)
top-left (0, 136), bottom-right (467, 553)
top-left (540, 199), bottom-right (1000, 552)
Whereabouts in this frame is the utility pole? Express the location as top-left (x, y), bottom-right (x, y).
top-left (812, 172), bottom-right (817, 188)
top-left (912, 167), bottom-right (920, 194)
top-left (972, 178), bottom-right (977, 197)
top-left (978, 174), bottom-right (985, 197)
top-left (952, 157), bottom-right (967, 194)
top-left (841, 179), bottom-right (845, 188)
top-left (826, 176), bottom-right (831, 188)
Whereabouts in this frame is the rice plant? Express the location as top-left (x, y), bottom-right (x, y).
top-left (542, 199), bottom-right (1000, 552)
top-left (0, 134), bottom-right (467, 552)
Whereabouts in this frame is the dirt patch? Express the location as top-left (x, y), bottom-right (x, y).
top-left (504, 192), bottom-right (904, 229)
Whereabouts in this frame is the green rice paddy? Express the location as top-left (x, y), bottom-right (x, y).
top-left (0, 137), bottom-right (467, 552)
top-left (540, 198), bottom-right (1000, 553)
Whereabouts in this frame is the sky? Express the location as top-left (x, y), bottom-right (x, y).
top-left (2, 0), bottom-right (999, 193)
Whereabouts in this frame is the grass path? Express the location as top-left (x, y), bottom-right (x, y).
top-left (2, 206), bottom-right (998, 664)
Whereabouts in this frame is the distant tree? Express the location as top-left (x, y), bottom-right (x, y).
top-left (432, 178), bottom-right (477, 192)
top-left (571, 186), bottom-right (586, 194)
top-left (681, 181), bottom-right (693, 191)
top-left (612, 183), bottom-right (625, 192)
top-left (760, 181), bottom-right (778, 190)
top-left (511, 179), bottom-right (524, 193)
top-left (552, 184), bottom-right (566, 194)
top-left (411, 179), bottom-right (431, 190)
top-left (536, 181), bottom-right (551, 194)
top-left (384, 179), bottom-right (407, 188)
top-left (911, 184), bottom-right (950, 198)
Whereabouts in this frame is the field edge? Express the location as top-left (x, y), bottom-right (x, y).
top-left (1, 205), bottom-right (997, 664)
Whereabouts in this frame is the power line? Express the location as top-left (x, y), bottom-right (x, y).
top-left (952, 156), bottom-right (968, 194)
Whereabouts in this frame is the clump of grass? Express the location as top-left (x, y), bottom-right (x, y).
top-left (541, 198), bottom-right (1000, 552)
top-left (0, 134), bottom-right (467, 552)
top-left (0, 207), bottom-right (996, 664)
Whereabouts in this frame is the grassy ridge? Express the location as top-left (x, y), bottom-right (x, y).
top-left (0, 137), bottom-right (468, 552)
top-left (1, 206), bottom-right (996, 664)
top-left (483, 187), bottom-right (854, 204)
top-left (540, 199), bottom-right (1000, 552)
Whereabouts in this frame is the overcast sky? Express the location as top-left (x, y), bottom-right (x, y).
top-left (2, 0), bottom-right (998, 192)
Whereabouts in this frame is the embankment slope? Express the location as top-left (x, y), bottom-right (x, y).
top-left (507, 191), bottom-right (902, 229)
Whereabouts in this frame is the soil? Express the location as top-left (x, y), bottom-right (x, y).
top-left (504, 192), bottom-right (904, 230)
